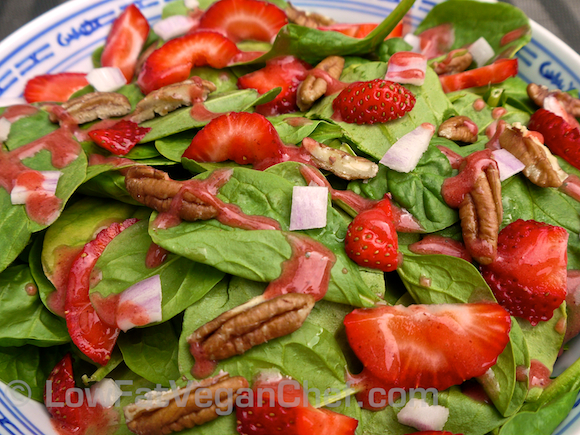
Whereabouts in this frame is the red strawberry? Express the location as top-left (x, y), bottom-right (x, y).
top-left (344, 303), bottom-right (512, 391)
top-left (332, 79), bottom-right (416, 124)
top-left (236, 374), bottom-right (358, 435)
top-left (137, 31), bottom-right (240, 94)
top-left (344, 198), bottom-right (399, 272)
top-left (528, 108), bottom-right (580, 170)
top-left (237, 55), bottom-right (311, 116)
top-left (319, 21), bottom-right (403, 39)
top-left (182, 112), bottom-right (285, 164)
top-left (88, 120), bottom-right (150, 156)
top-left (480, 219), bottom-right (568, 325)
top-left (101, 4), bottom-right (150, 82)
top-left (199, 0), bottom-right (288, 43)
top-left (23, 73), bottom-right (88, 103)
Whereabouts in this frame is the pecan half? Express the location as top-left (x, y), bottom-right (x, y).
top-left (527, 83), bottom-right (580, 117)
top-left (499, 122), bottom-right (567, 188)
top-left (297, 56), bottom-right (344, 111)
top-left (125, 166), bottom-right (218, 221)
top-left (438, 116), bottom-right (479, 143)
top-left (285, 2), bottom-right (335, 27)
top-left (128, 78), bottom-right (217, 123)
top-left (49, 92), bottom-right (132, 124)
top-left (188, 293), bottom-right (315, 361)
top-left (433, 49), bottom-right (473, 75)
top-left (301, 137), bottom-right (378, 180)
top-left (125, 373), bottom-right (248, 435)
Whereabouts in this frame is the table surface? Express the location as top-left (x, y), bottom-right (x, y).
top-left (0, 0), bottom-right (579, 61)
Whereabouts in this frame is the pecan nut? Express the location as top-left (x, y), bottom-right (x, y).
top-left (285, 2), bottom-right (335, 27)
top-left (437, 116), bottom-right (479, 143)
top-left (499, 122), bottom-right (567, 188)
top-left (301, 137), bottom-right (378, 180)
top-left (188, 293), bottom-right (316, 361)
top-left (125, 166), bottom-right (218, 221)
top-left (49, 92), bottom-right (132, 124)
top-left (527, 83), bottom-right (580, 117)
top-left (128, 77), bottom-right (217, 124)
top-left (125, 373), bottom-right (248, 435)
top-left (297, 56), bottom-right (344, 111)
top-left (433, 49), bottom-right (473, 75)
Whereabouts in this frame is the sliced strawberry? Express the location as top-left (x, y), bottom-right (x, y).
top-left (88, 120), bottom-right (151, 156)
top-left (182, 112), bottom-right (284, 164)
top-left (439, 58), bottom-right (518, 93)
top-left (137, 31), bottom-right (240, 94)
top-left (199, 0), bottom-right (288, 43)
top-left (344, 303), bottom-right (511, 391)
top-left (344, 198), bottom-right (399, 272)
top-left (23, 73), bottom-right (88, 103)
top-left (480, 219), bottom-right (568, 325)
top-left (237, 55), bottom-right (311, 116)
top-left (101, 4), bottom-right (150, 82)
top-left (528, 108), bottom-right (580, 170)
top-left (236, 374), bottom-right (358, 435)
top-left (332, 79), bottom-right (416, 124)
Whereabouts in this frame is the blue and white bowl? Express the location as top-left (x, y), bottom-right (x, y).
top-left (0, 0), bottom-right (579, 434)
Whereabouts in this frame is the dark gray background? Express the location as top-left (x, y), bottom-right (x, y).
top-left (1, 0), bottom-right (579, 53)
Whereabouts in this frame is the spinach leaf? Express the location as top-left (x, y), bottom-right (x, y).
top-left (0, 189), bottom-right (31, 273)
top-left (5, 110), bottom-right (58, 150)
top-left (269, 115), bottom-right (324, 144)
top-left (162, 0), bottom-right (188, 18)
top-left (416, 0), bottom-right (531, 63)
top-left (156, 132), bottom-right (192, 162)
top-left (79, 171), bottom-right (142, 205)
top-left (118, 322), bottom-right (181, 387)
top-left (90, 220), bottom-right (225, 321)
top-left (0, 264), bottom-right (69, 346)
top-left (191, 67), bottom-right (239, 93)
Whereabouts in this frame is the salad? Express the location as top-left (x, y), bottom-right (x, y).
top-left (2, 0), bottom-right (580, 434)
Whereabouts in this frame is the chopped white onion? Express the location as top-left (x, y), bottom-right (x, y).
top-left (386, 51), bottom-right (427, 86)
top-left (11, 171), bottom-right (61, 205)
top-left (153, 15), bottom-right (197, 40)
top-left (0, 97), bottom-right (27, 107)
top-left (380, 123), bottom-right (435, 173)
top-left (87, 67), bottom-right (127, 92)
top-left (403, 33), bottom-right (422, 53)
top-left (116, 275), bottom-right (163, 332)
top-left (468, 37), bottom-right (494, 67)
top-left (90, 378), bottom-right (122, 408)
top-left (0, 118), bottom-right (11, 142)
top-left (492, 149), bottom-right (525, 181)
top-left (184, 0), bottom-right (199, 9)
top-left (397, 398), bottom-right (450, 431)
top-left (289, 185), bottom-right (328, 231)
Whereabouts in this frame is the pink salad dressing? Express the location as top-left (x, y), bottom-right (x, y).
top-left (1, 104), bottom-right (39, 122)
top-left (409, 234), bottom-right (472, 262)
top-left (146, 242), bottom-right (170, 268)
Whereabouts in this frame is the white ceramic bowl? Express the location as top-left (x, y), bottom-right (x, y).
top-left (0, 0), bottom-right (579, 434)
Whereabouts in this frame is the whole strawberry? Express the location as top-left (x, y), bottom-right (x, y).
top-left (344, 198), bottom-right (398, 272)
top-left (480, 219), bottom-right (568, 325)
top-left (332, 79), bottom-right (416, 124)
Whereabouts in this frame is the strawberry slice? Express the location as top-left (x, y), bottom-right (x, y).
top-left (88, 120), bottom-right (151, 156)
top-left (480, 219), bottom-right (568, 325)
top-left (332, 79), bottom-right (416, 124)
top-left (182, 112), bottom-right (284, 164)
top-left (528, 108), bottom-right (580, 170)
top-left (438, 58), bottom-right (518, 93)
top-left (237, 55), bottom-right (311, 116)
top-left (344, 198), bottom-right (399, 272)
top-left (199, 0), bottom-right (288, 43)
top-left (23, 73), bottom-right (88, 103)
top-left (101, 4), bottom-right (150, 83)
top-left (344, 303), bottom-right (511, 391)
top-left (236, 374), bottom-right (358, 435)
top-left (137, 31), bottom-right (240, 94)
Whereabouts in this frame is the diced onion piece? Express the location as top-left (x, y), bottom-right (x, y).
top-left (0, 118), bottom-right (11, 142)
top-left (386, 51), bottom-right (427, 86)
top-left (468, 37), bottom-right (495, 67)
top-left (116, 275), bottom-right (163, 332)
top-left (403, 33), bottom-right (422, 53)
top-left (11, 170), bottom-right (61, 205)
top-left (90, 378), bottom-right (122, 408)
top-left (396, 398), bottom-right (450, 431)
top-left (153, 15), bottom-right (197, 40)
top-left (0, 97), bottom-right (27, 107)
top-left (87, 67), bottom-right (127, 92)
top-left (492, 149), bottom-right (525, 181)
top-left (379, 123), bottom-right (435, 173)
top-left (289, 185), bottom-right (329, 231)
top-left (184, 0), bottom-right (199, 8)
